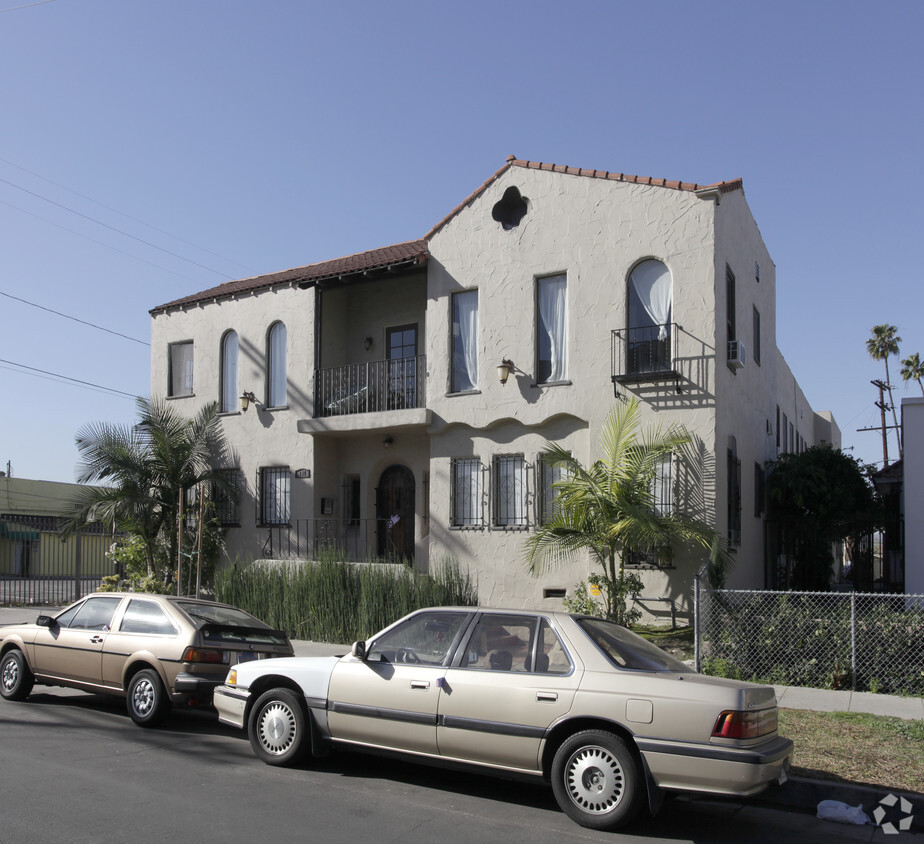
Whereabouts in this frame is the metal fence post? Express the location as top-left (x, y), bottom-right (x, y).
top-left (693, 567), bottom-right (702, 673)
top-left (850, 591), bottom-right (857, 692)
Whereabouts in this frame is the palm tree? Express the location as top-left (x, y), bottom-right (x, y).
top-left (866, 324), bottom-right (903, 459)
top-left (71, 397), bottom-right (232, 588)
top-left (900, 351), bottom-right (924, 397)
top-left (524, 397), bottom-right (729, 622)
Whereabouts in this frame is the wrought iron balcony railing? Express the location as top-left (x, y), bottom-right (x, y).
top-left (315, 355), bottom-right (426, 418)
top-left (611, 324), bottom-right (680, 385)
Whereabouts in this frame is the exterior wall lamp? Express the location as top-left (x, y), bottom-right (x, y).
top-left (240, 391), bottom-right (257, 412)
top-left (383, 436), bottom-right (394, 448)
top-left (497, 359), bottom-right (514, 385)
top-left (364, 336), bottom-right (374, 351)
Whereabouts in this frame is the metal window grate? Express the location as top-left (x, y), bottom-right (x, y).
top-left (213, 469), bottom-right (243, 526)
top-left (493, 454), bottom-right (528, 529)
top-left (450, 458), bottom-right (482, 528)
top-left (259, 466), bottom-right (291, 526)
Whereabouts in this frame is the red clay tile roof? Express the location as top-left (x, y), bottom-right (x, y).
top-left (150, 240), bottom-right (428, 314)
top-left (423, 155), bottom-right (742, 240)
top-left (152, 157), bottom-right (741, 314)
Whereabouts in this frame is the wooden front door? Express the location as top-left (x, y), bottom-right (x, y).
top-left (376, 464), bottom-right (415, 561)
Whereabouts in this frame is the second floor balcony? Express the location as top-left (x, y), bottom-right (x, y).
top-left (611, 324), bottom-right (681, 387)
top-left (315, 355), bottom-right (427, 418)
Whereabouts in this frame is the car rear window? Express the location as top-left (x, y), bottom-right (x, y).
top-left (176, 601), bottom-right (289, 646)
top-left (577, 618), bottom-right (689, 672)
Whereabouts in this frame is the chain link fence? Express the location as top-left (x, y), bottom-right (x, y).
top-left (694, 586), bottom-right (924, 696)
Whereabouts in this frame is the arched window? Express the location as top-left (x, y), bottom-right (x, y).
top-left (267, 322), bottom-right (287, 407)
top-left (627, 260), bottom-right (672, 374)
top-left (220, 330), bottom-right (238, 413)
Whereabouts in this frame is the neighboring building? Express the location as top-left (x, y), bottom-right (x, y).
top-left (873, 396), bottom-right (923, 595)
top-left (149, 156), bottom-right (839, 621)
top-left (0, 475), bottom-right (112, 603)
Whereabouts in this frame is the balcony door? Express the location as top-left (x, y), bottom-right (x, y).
top-left (386, 324), bottom-right (418, 409)
top-left (376, 464), bottom-right (415, 561)
top-left (627, 260), bottom-right (672, 375)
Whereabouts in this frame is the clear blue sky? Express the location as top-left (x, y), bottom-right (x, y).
top-left (1, 0), bottom-right (921, 483)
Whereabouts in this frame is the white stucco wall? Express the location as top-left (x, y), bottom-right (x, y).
top-left (150, 283), bottom-right (316, 561)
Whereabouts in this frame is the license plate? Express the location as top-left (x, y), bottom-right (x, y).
top-left (236, 652), bottom-right (259, 663)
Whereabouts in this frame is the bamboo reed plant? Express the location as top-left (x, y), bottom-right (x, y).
top-left (214, 553), bottom-right (477, 643)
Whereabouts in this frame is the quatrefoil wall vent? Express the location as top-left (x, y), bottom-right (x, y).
top-left (492, 185), bottom-right (528, 230)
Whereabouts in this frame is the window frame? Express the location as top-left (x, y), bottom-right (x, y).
top-left (492, 453), bottom-right (528, 530)
top-left (220, 330), bottom-right (239, 413)
top-left (267, 322), bottom-right (287, 409)
top-left (168, 340), bottom-right (194, 398)
top-left (450, 289), bottom-right (479, 394)
top-left (450, 457), bottom-right (483, 529)
top-left (259, 466), bottom-right (291, 527)
top-left (535, 273), bottom-right (568, 385)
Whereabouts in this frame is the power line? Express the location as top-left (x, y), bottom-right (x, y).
top-left (0, 196), bottom-right (206, 286)
top-left (0, 358), bottom-right (140, 400)
top-left (0, 174), bottom-right (231, 279)
top-left (0, 155), bottom-right (257, 276)
top-left (0, 0), bottom-right (56, 12)
top-left (0, 290), bottom-right (150, 346)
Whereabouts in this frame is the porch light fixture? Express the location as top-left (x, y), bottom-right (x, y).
top-left (382, 436), bottom-right (394, 448)
top-left (364, 336), bottom-right (374, 351)
top-left (497, 359), bottom-right (514, 385)
top-left (240, 391), bottom-right (256, 412)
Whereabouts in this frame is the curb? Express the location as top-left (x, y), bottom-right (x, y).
top-left (757, 776), bottom-right (924, 832)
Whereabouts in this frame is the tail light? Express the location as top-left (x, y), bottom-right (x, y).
top-left (182, 646), bottom-right (224, 664)
top-left (712, 708), bottom-right (778, 739)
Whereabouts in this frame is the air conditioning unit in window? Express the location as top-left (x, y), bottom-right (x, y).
top-left (727, 340), bottom-right (746, 370)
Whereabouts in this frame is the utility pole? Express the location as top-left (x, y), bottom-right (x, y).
top-left (858, 379), bottom-right (903, 467)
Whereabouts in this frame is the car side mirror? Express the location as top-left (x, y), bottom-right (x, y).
top-left (351, 640), bottom-right (366, 660)
top-left (36, 615), bottom-right (57, 628)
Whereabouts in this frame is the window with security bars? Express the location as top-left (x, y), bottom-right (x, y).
top-left (213, 469), bottom-right (244, 526)
top-left (259, 466), bottom-right (291, 526)
top-left (450, 458), bottom-right (482, 528)
top-left (538, 454), bottom-right (569, 524)
top-left (625, 456), bottom-right (673, 568)
top-left (493, 454), bottom-right (528, 529)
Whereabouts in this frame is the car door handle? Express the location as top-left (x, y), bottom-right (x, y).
top-left (536, 692), bottom-right (558, 702)
top-left (410, 680), bottom-right (430, 691)
top-left (89, 635), bottom-right (105, 644)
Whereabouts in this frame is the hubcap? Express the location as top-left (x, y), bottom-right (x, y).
top-left (2, 658), bottom-right (18, 691)
top-left (565, 745), bottom-right (624, 814)
top-left (132, 677), bottom-right (155, 716)
top-left (258, 701), bottom-right (297, 754)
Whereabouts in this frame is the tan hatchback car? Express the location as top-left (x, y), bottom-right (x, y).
top-left (0, 592), bottom-right (293, 726)
top-left (214, 607), bottom-right (792, 831)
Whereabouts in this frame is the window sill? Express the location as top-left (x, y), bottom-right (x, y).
top-left (166, 393), bottom-right (195, 400)
top-left (492, 525), bottom-right (529, 531)
top-left (265, 405), bottom-right (289, 412)
top-left (449, 524), bottom-right (485, 531)
top-left (531, 380), bottom-right (572, 388)
top-left (446, 390), bottom-right (481, 397)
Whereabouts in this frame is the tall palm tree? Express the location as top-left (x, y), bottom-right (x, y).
top-left (71, 397), bottom-right (231, 587)
top-left (524, 397), bottom-right (729, 622)
top-left (900, 351), bottom-right (924, 397)
top-left (866, 324), bottom-right (902, 459)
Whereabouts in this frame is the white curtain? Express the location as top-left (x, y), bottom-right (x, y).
top-left (539, 274), bottom-right (567, 381)
top-left (453, 290), bottom-right (478, 391)
top-left (170, 342), bottom-right (194, 396)
top-left (630, 261), bottom-right (672, 340)
top-left (269, 323), bottom-right (287, 407)
top-left (221, 331), bottom-right (238, 413)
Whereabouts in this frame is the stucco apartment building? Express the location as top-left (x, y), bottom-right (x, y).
top-left (149, 156), bottom-right (840, 621)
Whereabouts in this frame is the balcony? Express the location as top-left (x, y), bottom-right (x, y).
top-left (611, 324), bottom-right (680, 388)
top-left (315, 356), bottom-right (426, 418)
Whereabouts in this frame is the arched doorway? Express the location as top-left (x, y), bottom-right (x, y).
top-left (376, 464), bottom-right (415, 561)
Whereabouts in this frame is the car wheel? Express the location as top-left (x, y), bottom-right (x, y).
top-left (127, 668), bottom-right (171, 727)
top-left (0, 649), bottom-right (35, 701)
top-left (248, 688), bottom-right (308, 767)
top-left (551, 729), bottom-right (644, 831)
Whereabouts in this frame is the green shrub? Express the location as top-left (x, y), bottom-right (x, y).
top-left (214, 555), bottom-right (477, 643)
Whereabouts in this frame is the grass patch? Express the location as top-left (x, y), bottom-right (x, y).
top-left (779, 709), bottom-right (924, 795)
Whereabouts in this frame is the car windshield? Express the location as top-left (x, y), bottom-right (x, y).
top-left (175, 601), bottom-right (288, 645)
top-left (176, 601), bottom-right (268, 628)
top-left (577, 618), bottom-right (689, 672)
